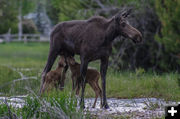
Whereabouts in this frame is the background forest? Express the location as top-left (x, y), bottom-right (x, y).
top-left (0, 0), bottom-right (180, 72)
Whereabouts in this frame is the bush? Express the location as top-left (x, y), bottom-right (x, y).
top-left (22, 19), bottom-right (38, 34)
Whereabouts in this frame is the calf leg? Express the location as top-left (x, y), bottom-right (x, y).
top-left (60, 58), bottom-right (69, 90)
top-left (40, 48), bottom-right (58, 95)
top-left (75, 82), bottom-right (80, 96)
top-left (97, 82), bottom-right (103, 108)
top-left (89, 82), bottom-right (99, 108)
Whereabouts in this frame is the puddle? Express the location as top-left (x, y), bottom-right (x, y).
top-left (0, 95), bottom-right (27, 108)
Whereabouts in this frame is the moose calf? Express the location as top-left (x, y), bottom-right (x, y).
top-left (67, 57), bottom-right (102, 108)
top-left (41, 56), bottom-right (65, 94)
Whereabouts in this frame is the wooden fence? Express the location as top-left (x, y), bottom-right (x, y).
top-left (0, 34), bottom-right (49, 42)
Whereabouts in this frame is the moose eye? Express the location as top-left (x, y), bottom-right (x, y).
top-left (121, 22), bottom-right (126, 27)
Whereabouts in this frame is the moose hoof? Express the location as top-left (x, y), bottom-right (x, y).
top-left (80, 101), bottom-right (85, 109)
top-left (102, 103), bottom-right (109, 109)
top-left (80, 104), bottom-right (85, 109)
top-left (92, 105), bottom-right (95, 108)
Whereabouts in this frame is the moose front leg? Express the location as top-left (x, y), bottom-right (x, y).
top-left (100, 57), bottom-right (109, 109)
top-left (40, 49), bottom-right (58, 95)
top-left (79, 57), bottom-right (88, 109)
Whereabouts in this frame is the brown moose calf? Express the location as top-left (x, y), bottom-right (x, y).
top-left (67, 57), bottom-right (102, 108)
top-left (41, 56), bottom-right (65, 93)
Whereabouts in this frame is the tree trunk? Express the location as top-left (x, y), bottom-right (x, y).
top-left (18, 0), bottom-right (22, 41)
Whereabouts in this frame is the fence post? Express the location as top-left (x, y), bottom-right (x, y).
top-left (23, 35), bottom-right (27, 43)
top-left (5, 29), bottom-right (11, 43)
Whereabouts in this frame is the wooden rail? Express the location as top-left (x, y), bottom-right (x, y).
top-left (0, 34), bottom-right (49, 42)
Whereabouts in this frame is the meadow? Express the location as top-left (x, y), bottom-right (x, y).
top-left (0, 42), bottom-right (180, 100)
top-left (0, 42), bottom-right (180, 118)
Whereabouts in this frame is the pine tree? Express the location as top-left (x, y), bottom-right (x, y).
top-left (155, 0), bottom-right (180, 54)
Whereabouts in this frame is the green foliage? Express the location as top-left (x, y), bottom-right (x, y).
top-left (155, 0), bottom-right (180, 54)
top-left (21, 96), bottom-right (43, 118)
top-left (0, 0), bottom-right (37, 34)
top-left (52, 0), bottom-right (85, 21)
top-left (0, 103), bottom-right (9, 117)
top-left (0, 0), bottom-right (18, 33)
top-left (44, 91), bottom-right (81, 119)
top-left (45, 0), bottom-right (61, 24)
top-left (135, 68), bottom-right (145, 76)
top-left (0, 93), bottom-right (81, 119)
top-left (21, 0), bottom-right (37, 15)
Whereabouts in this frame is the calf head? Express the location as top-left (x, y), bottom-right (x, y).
top-left (58, 56), bottom-right (66, 68)
top-left (67, 57), bottom-right (76, 66)
top-left (115, 9), bottom-right (142, 43)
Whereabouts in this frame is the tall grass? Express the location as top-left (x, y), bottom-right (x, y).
top-left (0, 90), bottom-right (83, 119)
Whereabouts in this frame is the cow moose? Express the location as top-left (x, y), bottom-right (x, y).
top-left (40, 9), bottom-right (142, 109)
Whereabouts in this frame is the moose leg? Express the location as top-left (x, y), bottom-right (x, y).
top-left (79, 57), bottom-right (88, 109)
top-left (72, 76), bottom-right (76, 91)
top-left (100, 57), bottom-right (109, 109)
top-left (40, 49), bottom-right (58, 95)
top-left (41, 82), bottom-right (47, 94)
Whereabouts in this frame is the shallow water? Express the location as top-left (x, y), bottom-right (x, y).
top-left (84, 98), bottom-right (168, 118)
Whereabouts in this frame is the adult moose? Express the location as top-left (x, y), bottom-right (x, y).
top-left (40, 9), bottom-right (142, 109)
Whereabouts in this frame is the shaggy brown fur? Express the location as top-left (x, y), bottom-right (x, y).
top-left (67, 57), bottom-right (102, 108)
top-left (41, 56), bottom-right (65, 93)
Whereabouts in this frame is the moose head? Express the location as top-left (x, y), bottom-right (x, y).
top-left (115, 9), bottom-right (142, 43)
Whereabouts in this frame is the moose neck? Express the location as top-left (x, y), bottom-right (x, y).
top-left (104, 17), bottom-right (118, 45)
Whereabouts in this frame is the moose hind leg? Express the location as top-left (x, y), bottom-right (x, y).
top-left (40, 49), bottom-right (58, 95)
top-left (100, 58), bottom-right (109, 109)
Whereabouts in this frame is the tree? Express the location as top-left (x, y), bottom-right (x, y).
top-left (155, 0), bottom-right (180, 54)
top-left (0, 0), bottom-right (37, 35)
top-left (17, 0), bottom-right (37, 40)
top-left (0, 0), bottom-right (18, 34)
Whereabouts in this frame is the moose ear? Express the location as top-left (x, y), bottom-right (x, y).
top-left (115, 13), bottom-right (121, 24)
top-left (122, 9), bottom-right (132, 18)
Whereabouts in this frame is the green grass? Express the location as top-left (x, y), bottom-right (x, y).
top-left (0, 42), bottom-right (180, 102)
top-left (0, 91), bottom-right (82, 119)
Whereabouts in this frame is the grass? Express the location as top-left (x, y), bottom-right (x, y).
top-left (0, 90), bottom-right (83, 119)
top-left (0, 42), bottom-right (180, 101)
